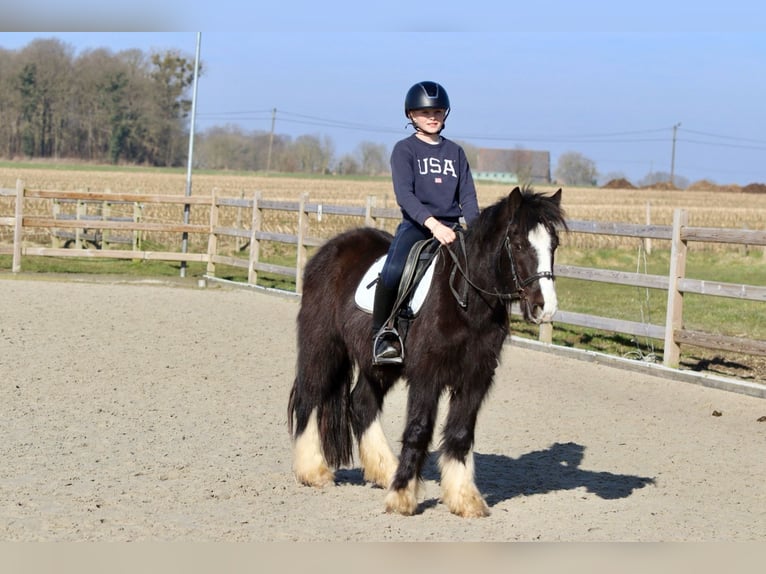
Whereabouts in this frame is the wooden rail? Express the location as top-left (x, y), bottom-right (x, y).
top-left (2, 179), bottom-right (765, 374)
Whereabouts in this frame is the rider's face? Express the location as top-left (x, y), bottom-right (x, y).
top-left (409, 108), bottom-right (446, 134)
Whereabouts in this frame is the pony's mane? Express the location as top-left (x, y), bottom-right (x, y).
top-left (470, 185), bottom-right (567, 245)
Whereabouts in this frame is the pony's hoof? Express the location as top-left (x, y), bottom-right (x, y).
top-left (384, 486), bottom-right (418, 515)
top-left (443, 490), bottom-right (490, 518)
top-left (294, 466), bottom-right (335, 488)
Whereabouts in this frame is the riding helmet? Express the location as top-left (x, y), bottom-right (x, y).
top-left (404, 81), bottom-right (450, 118)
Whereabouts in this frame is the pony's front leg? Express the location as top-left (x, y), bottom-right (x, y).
top-left (438, 389), bottom-right (491, 518)
top-left (351, 374), bottom-right (398, 489)
top-left (384, 390), bottom-right (440, 515)
top-left (439, 449), bottom-right (489, 517)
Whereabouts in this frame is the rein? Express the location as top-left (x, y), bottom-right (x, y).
top-left (444, 227), bottom-right (554, 308)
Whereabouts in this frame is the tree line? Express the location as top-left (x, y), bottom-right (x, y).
top-left (0, 38), bottom-right (197, 166)
top-left (3, 38), bottom-right (632, 184)
top-left (0, 38), bottom-right (392, 175)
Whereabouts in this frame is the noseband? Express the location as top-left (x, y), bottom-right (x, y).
top-left (446, 227), bottom-right (554, 308)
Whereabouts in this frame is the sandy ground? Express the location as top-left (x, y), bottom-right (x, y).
top-left (1, 275), bottom-right (764, 542)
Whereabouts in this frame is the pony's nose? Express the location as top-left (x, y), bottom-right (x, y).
top-left (531, 295), bottom-right (557, 324)
top-left (537, 281), bottom-right (558, 323)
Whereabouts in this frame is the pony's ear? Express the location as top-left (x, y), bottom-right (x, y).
top-left (551, 188), bottom-right (562, 205)
top-left (508, 186), bottom-right (522, 211)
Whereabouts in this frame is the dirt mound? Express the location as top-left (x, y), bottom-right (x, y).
top-left (601, 178), bottom-right (635, 189)
top-left (687, 179), bottom-right (720, 191)
top-left (718, 184), bottom-right (743, 193)
top-left (687, 180), bottom-right (744, 193)
top-left (742, 182), bottom-right (766, 194)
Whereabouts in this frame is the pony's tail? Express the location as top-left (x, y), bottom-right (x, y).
top-left (288, 362), bottom-right (354, 469)
top-left (318, 369), bottom-right (354, 468)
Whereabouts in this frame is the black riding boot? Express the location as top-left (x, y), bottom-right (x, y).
top-left (372, 280), bottom-right (403, 365)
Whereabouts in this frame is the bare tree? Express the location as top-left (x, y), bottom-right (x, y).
top-left (554, 151), bottom-right (598, 186)
top-left (335, 153), bottom-right (360, 175)
top-left (357, 141), bottom-right (388, 176)
top-left (291, 134), bottom-right (334, 174)
top-left (639, 171), bottom-right (689, 189)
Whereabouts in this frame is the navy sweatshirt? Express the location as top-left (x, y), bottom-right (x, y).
top-left (390, 134), bottom-right (480, 227)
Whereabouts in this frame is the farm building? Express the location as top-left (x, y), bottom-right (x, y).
top-left (473, 148), bottom-right (551, 184)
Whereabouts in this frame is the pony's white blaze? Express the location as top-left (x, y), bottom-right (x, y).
top-left (528, 223), bottom-right (557, 323)
top-left (439, 450), bottom-right (490, 517)
top-left (292, 408), bottom-right (334, 487)
top-left (359, 417), bottom-right (398, 488)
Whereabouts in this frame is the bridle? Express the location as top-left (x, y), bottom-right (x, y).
top-left (445, 225), bottom-right (554, 309)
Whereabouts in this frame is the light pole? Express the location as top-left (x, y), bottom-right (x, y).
top-left (670, 122), bottom-right (681, 187)
top-left (181, 32), bottom-right (202, 278)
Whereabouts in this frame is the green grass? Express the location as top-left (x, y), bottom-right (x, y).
top-left (508, 246), bottom-right (766, 366)
top-left (0, 160), bottom-right (186, 175)
top-left (0, 250), bottom-right (295, 291)
top-left (3, 244), bottom-right (763, 373)
top-left (556, 247), bottom-right (766, 338)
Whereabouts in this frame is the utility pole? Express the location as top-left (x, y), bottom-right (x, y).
top-left (670, 122), bottom-right (681, 187)
top-left (180, 32), bottom-right (202, 278)
top-left (266, 108), bottom-right (276, 173)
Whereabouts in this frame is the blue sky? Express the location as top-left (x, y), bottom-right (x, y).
top-left (2, 2), bottom-right (766, 185)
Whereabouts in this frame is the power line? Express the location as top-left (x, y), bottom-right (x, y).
top-left (681, 128), bottom-right (766, 145)
top-left (195, 109), bottom-right (766, 155)
top-left (680, 138), bottom-right (766, 151)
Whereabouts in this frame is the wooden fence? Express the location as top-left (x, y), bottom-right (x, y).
top-left (2, 180), bottom-right (765, 372)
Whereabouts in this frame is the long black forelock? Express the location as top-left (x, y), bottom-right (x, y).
top-left (515, 186), bottom-right (568, 237)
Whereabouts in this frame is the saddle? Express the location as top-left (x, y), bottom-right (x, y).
top-left (354, 237), bottom-right (441, 323)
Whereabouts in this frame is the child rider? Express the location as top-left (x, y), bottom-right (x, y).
top-left (372, 80), bottom-right (480, 365)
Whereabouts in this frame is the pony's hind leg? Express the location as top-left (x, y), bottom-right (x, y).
top-left (292, 407), bottom-right (334, 487)
top-left (350, 372), bottom-right (398, 489)
top-left (288, 334), bottom-right (355, 488)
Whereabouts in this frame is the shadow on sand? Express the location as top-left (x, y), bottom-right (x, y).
top-left (336, 442), bottom-right (655, 509)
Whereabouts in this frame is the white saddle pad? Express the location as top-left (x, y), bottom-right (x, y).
top-left (354, 254), bottom-right (438, 315)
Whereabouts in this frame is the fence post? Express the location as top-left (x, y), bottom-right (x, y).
top-left (538, 322), bottom-right (553, 344)
top-left (51, 198), bottom-right (62, 248)
top-left (206, 188), bottom-right (219, 276)
top-left (12, 179), bottom-right (23, 272)
top-left (663, 208), bottom-right (688, 368)
top-left (75, 199), bottom-right (85, 249)
top-left (644, 201), bottom-right (652, 255)
top-left (296, 193), bottom-right (309, 294)
top-left (102, 200), bottom-right (111, 249)
top-left (236, 189), bottom-right (245, 251)
top-left (365, 195), bottom-right (376, 227)
top-left (133, 202), bottom-right (142, 251)
top-left (248, 191), bottom-right (262, 285)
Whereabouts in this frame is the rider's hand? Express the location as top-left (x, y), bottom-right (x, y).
top-left (425, 217), bottom-right (457, 245)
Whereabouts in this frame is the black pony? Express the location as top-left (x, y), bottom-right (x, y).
top-left (288, 186), bottom-right (566, 517)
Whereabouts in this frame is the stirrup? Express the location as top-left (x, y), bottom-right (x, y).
top-left (373, 327), bottom-right (403, 365)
